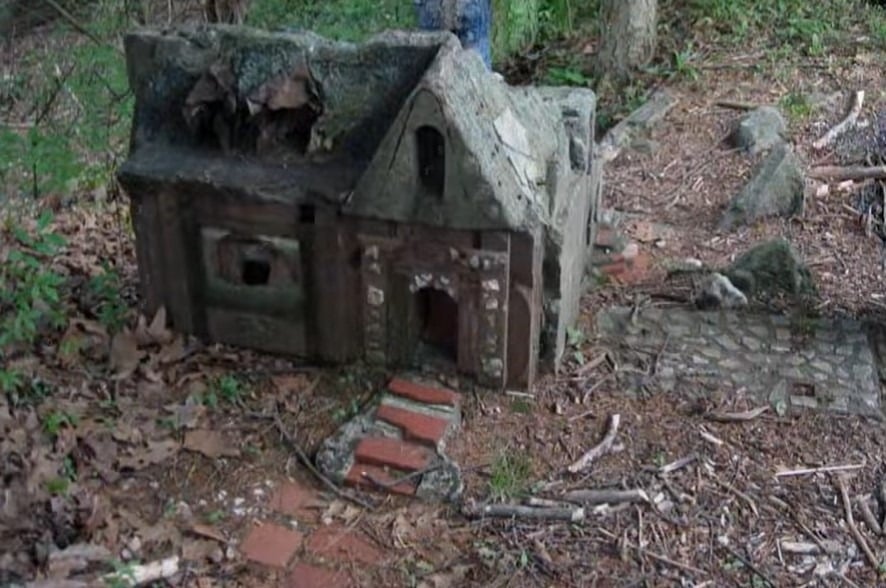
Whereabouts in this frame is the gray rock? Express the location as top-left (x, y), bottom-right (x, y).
top-left (693, 272), bottom-right (748, 309)
top-left (720, 143), bottom-right (804, 230)
top-left (728, 106), bottom-right (787, 155)
top-left (724, 239), bottom-right (816, 300)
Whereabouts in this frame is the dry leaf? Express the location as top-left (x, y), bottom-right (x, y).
top-left (147, 306), bottom-right (174, 345)
top-left (109, 329), bottom-right (144, 379)
top-left (182, 539), bottom-right (222, 562)
top-left (183, 430), bottom-right (240, 459)
top-left (118, 439), bottom-right (180, 470)
top-left (189, 524), bottom-right (227, 544)
top-left (157, 335), bottom-right (187, 365)
top-left (164, 402), bottom-right (206, 430)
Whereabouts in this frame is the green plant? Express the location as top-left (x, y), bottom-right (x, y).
top-left (488, 451), bottom-right (533, 502)
top-left (510, 399), bottom-right (532, 414)
top-left (1, 212), bottom-right (66, 393)
top-left (544, 65), bottom-right (592, 86)
top-left (671, 42), bottom-right (700, 81)
top-left (88, 264), bottom-right (127, 332)
top-left (215, 375), bottom-right (244, 404)
top-left (332, 397), bottom-right (362, 422)
top-left (206, 510), bottom-right (226, 524)
top-left (105, 559), bottom-right (138, 588)
top-left (42, 410), bottom-right (76, 438)
top-left (779, 92), bottom-right (812, 121)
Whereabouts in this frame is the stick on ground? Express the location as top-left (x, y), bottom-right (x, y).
top-left (836, 474), bottom-right (880, 570)
top-left (705, 406), bottom-right (768, 422)
top-left (562, 488), bottom-right (650, 505)
top-left (807, 165), bottom-right (886, 182)
top-left (567, 414), bottom-right (621, 474)
top-left (465, 503), bottom-right (585, 522)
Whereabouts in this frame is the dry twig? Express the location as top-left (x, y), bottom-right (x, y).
top-left (807, 165), bottom-right (886, 181)
top-left (562, 488), bottom-right (650, 505)
top-left (835, 474), bottom-right (880, 570)
top-left (856, 495), bottom-right (883, 536)
top-left (465, 503), bottom-right (585, 522)
top-left (269, 406), bottom-right (375, 510)
top-left (813, 90), bottom-right (864, 150)
top-left (776, 463), bottom-right (865, 478)
top-left (705, 406), bottom-right (768, 422)
top-left (567, 414), bottom-right (621, 473)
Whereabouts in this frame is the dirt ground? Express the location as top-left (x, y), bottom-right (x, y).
top-left (3, 10), bottom-right (886, 588)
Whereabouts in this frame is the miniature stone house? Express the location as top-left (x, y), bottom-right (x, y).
top-left (118, 26), bottom-right (602, 390)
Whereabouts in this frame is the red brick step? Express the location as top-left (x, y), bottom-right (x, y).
top-left (388, 378), bottom-right (460, 407)
top-left (375, 404), bottom-right (449, 446)
top-left (344, 462), bottom-right (417, 496)
top-left (354, 437), bottom-right (432, 472)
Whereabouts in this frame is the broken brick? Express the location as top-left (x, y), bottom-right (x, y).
top-left (239, 523), bottom-right (303, 568)
top-left (375, 404), bottom-right (449, 446)
top-left (306, 525), bottom-right (384, 565)
top-left (269, 480), bottom-right (319, 517)
top-left (344, 463), bottom-right (418, 496)
top-left (354, 437), bottom-right (432, 472)
top-left (388, 378), bottom-right (459, 407)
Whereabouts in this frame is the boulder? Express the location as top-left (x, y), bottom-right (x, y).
top-left (719, 143), bottom-right (804, 230)
top-left (728, 106), bottom-right (787, 155)
top-left (724, 239), bottom-right (815, 300)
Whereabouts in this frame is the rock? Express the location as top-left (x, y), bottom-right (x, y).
top-left (728, 106), bottom-right (787, 155)
top-left (724, 239), bottom-right (816, 300)
top-left (719, 143), bottom-right (804, 230)
top-left (693, 273), bottom-right (748, 309)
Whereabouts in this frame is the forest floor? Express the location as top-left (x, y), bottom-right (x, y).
top-left (2, 2), bottom-right (886, 587)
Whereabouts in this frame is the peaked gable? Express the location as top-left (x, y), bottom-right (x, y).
top-left (346, 41), bottom-right (563, 231)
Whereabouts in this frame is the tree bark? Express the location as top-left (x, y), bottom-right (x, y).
top-left (596, 0), bottom-right (657, 81)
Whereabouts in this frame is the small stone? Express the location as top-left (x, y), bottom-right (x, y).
top-left (728, 106), bottom-right (787, 155)
top-left (810, 360), bottom-right (833, 375)
top-left (741, 336), bottom-right (762, 352)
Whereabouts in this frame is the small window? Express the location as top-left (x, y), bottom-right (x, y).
top-left (241, 256), bottom-right (271, 285)
top-left (415, 125), bottom-right (445, 199)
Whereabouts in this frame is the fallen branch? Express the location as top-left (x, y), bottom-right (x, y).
top-left (775, 463), bottom-right (865, 478)
top-left (659, 454), bottom-right (696, 475)
top-left (714, 99), bottom-right (759, 111)
top-left (698, 427), bottom-right (724, 446)
top-left (856, 495), bottom-right (883, 536)
top-left (779, 540), bottom-right (827, 556)
top-left (836, 474), bottom-right (879, 570)
top-left (813, 90), bottom-right (864, 150)
top-left (807, 165), bottom-right (886, 181)
top-left (525, 496), bottom-right (577, 509)
top-left (465, 502), bottom-right (585, 522)
top-left (705, 406), bottom-right (768, 423)
top-left (597, 90), bottom-right (678, 163)
top-left (562, 488), bottom-right (650, 505)
top-left (567, 414), bottom-right (621, 473)
top-left (269, 406), bottom-right (375, 510)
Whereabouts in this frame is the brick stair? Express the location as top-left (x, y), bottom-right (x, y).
top-left (318, 376), bottom-right (463, 501)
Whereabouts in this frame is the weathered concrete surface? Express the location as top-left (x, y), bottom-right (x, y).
top-left (719, 143), bottom-right (804, 230)
top-left (597, 306), bottom-right (882, 418)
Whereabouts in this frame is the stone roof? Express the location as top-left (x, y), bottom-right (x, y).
top-left (119, 25), bottom-right (596, 235)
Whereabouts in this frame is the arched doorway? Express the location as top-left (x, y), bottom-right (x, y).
top-left (414, 287), bottom-right (458, 363)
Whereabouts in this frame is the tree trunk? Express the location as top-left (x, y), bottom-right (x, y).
top-left (596, 0), bottom-right (657, 81)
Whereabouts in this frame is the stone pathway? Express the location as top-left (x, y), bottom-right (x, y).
top-left (317, 376), bottom-right (463, 501)
top-left (597, 306), bottom-right (883, 417)
top-left (238, 478), bottom-right (386, 587)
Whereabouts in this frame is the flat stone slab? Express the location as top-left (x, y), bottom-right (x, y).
top-left (316, 375), bottom-right (463, 501)
top-left (597, 306), bottom-right (882, 417)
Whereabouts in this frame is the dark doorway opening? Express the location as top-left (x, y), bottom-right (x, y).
top-left (414, 287), bottom-right (458, 362)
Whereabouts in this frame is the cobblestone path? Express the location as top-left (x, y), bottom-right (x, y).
top-left (597, 306), bottom-right (883, 417)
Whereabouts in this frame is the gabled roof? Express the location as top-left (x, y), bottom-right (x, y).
top-left (345, 40), bottom-right (568, 232)
top-left (119, 25), bottom-right (595, 233)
